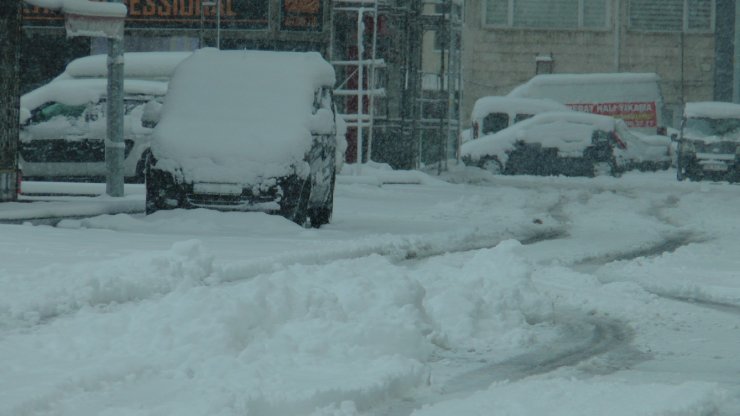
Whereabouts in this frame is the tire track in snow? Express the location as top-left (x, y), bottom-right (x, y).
top-left (367, 312), bottom-right (637, 416)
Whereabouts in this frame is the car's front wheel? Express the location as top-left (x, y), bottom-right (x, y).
top-left (145, 168), bottom-right (183, 214)
top-left (279, 176), bottom-right (312, 226)
top-left (479, 156), bottom-right (503, 175)
top-left (308, 172), bottom-right (335, 228)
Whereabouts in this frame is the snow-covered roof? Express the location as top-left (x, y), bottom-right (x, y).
top-left (62, 52), bottom-right (192, 81)
top-left (152, 48), bottom-right (336, 182)
top-left (508, 72), bottom-right (662, 103)
top-left (21, 78), bottom-right (168, 111)
top-left (471, 96), bottom-right (570, 121)
top-left (684, 101), bottom-right (740, 120)
top-left (24, 0), bottom-right (127, 17)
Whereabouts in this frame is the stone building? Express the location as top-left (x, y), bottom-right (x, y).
top-left (462, 0), bottom-right (734, 128)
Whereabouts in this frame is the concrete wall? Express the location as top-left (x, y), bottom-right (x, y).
top-left (462, 0), bottom-right (716, 128)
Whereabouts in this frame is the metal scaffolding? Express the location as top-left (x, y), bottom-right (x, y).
top-left (331, 0), bottom-right (463, 171)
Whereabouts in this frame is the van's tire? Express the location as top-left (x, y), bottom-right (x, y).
top-left (145, 168), bottom-right (182, 215)
top-left (308, 173), bottom-right (336, 228)
top-left (279, 176), bottom-right (311, 226)
top-left (133, 149), bottom-right (152, 184)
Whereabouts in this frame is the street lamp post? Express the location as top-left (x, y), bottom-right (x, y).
top-left (216, 0), bottom-right (221, 49)
top-left (200, 0), bottom-right (216, 48)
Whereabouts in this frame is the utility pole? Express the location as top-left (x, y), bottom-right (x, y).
top-left (0, 0), bottom-right (21, 202)
top-left (105, 0), bottom-right (125, 197)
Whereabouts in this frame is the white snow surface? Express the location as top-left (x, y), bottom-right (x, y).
top-left (21, 78), bottom-right (167, 111)
top-left (62, 52), bottom-right (192, 81)
top-left (471, 96), bottom-right (570, 122)
top-left (2, 164), bottom-right (740, 415)
top-left (151, 48), bottom-right (336, 183)
top-left (684, 101), bottom-right (740, 119)
top-left (23, 0), bottom-right (127, 17)
top-left (508, 72), bottom-right (662, 103)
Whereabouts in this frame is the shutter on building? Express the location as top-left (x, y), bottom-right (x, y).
top-left (687, 0), bottom-right (711, 31)
top-left (630, 0), bottom-right (683, 31)
top-left (513, 0), bottom-right (579, 28)
top-left (583, 0), bottom-right (608, 28)
top-left (630, 0), bottom-right (712, 32)
top-left (486, 0), bottom-right (509, 26)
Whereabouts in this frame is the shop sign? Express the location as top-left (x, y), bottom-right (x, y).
top-left (23, 0), bottom-right (270, 30)
top-left (280, 0), bottom-right (322, 32)
top-left (567, 101), bottom-right (658, 128)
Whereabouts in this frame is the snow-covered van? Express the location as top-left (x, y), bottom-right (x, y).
top-left (18, 52), bottom-right (191, 182)
top-left (146, 48), bottom-right (338, 227)
top-left (507, 73), bottom-right (666, 134)
top-left (676, 101), bottom-right (740, 182)
top-left (470, 96), bottom-right (571, 139)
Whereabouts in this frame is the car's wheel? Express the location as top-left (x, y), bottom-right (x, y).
top-left (279, 176), bottom-right (312, 226)
top-left (479, 156), bottom-right (503, 175)
top-left (145, 168), bottom-right (182, 215)
top-left (133, 149), bottom-right (152, 184)
top-left (308, 172), bottom-right (335, 228)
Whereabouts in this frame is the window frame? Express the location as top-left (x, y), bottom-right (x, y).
top-left (481, 0), bottom-right (612, 31)
top-left (626, 0), bottom-right (715, 34)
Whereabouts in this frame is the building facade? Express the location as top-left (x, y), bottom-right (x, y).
top-left (462, 0), bottom-right (731, 129)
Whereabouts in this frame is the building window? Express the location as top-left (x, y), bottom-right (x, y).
top-left (485, 0), bottom-right (608, 29)
top-left (628, 0), bottom-right (713, 32)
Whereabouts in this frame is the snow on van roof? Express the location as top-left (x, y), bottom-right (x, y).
top-left (62, 52), bottom-right (192, 81)
top-left (152, 48), bottom-right (336, 182)
top-left (684, 101), bottom-right (740, 119)
top-left (21, 78), bottom-right (168, 111)
top-left (508, 72), bottom-right (662, 103)
top-left (471, 96), bottom-right (570, 121)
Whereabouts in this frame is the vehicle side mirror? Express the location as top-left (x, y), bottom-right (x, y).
top-left (142, 100), bottom-right (162, 128)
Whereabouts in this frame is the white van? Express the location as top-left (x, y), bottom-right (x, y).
top-left (470, 96), bottom-right (571, 139)
top-left (507, 73), bottom-right (667, 134)
top-left (18, 52), bottom-right (191, 183)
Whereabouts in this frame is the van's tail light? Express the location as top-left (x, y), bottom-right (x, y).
top-left (611, 132), bottom-right (627, 150)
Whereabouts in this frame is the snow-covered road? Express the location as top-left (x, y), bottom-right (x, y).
top-left (1, 165), bottom-right (740, 415)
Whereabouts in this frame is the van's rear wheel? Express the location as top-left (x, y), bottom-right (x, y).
top-left (308, 173), bottom-right (336, 228)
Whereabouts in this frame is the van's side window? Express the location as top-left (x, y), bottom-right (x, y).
top-left (482, 112), bottom-right (509, 136)
top-left (514, 113), bottom-right (534, 123)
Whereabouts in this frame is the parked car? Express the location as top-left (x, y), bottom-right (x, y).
top-left (18, 52), bottom-right (190, 183)
top-left (620, 130), bottom-right (673, 172)
top-left (461, 111), bottom-right (629, 177)
top-left (470, 96), bottom-right (571, 139)
top-left (146, 48), bottom-right (338, 227)
top-left (676, 101), bottom-right (740, 182)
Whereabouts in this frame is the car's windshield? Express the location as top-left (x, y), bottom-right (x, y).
top-left (684, 116), bottom-right (740, 141)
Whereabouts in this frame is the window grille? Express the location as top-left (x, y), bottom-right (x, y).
top-left (628, 0), bottom-right (713, 32)
top-left (485, 0), bottom-right (607, 29)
